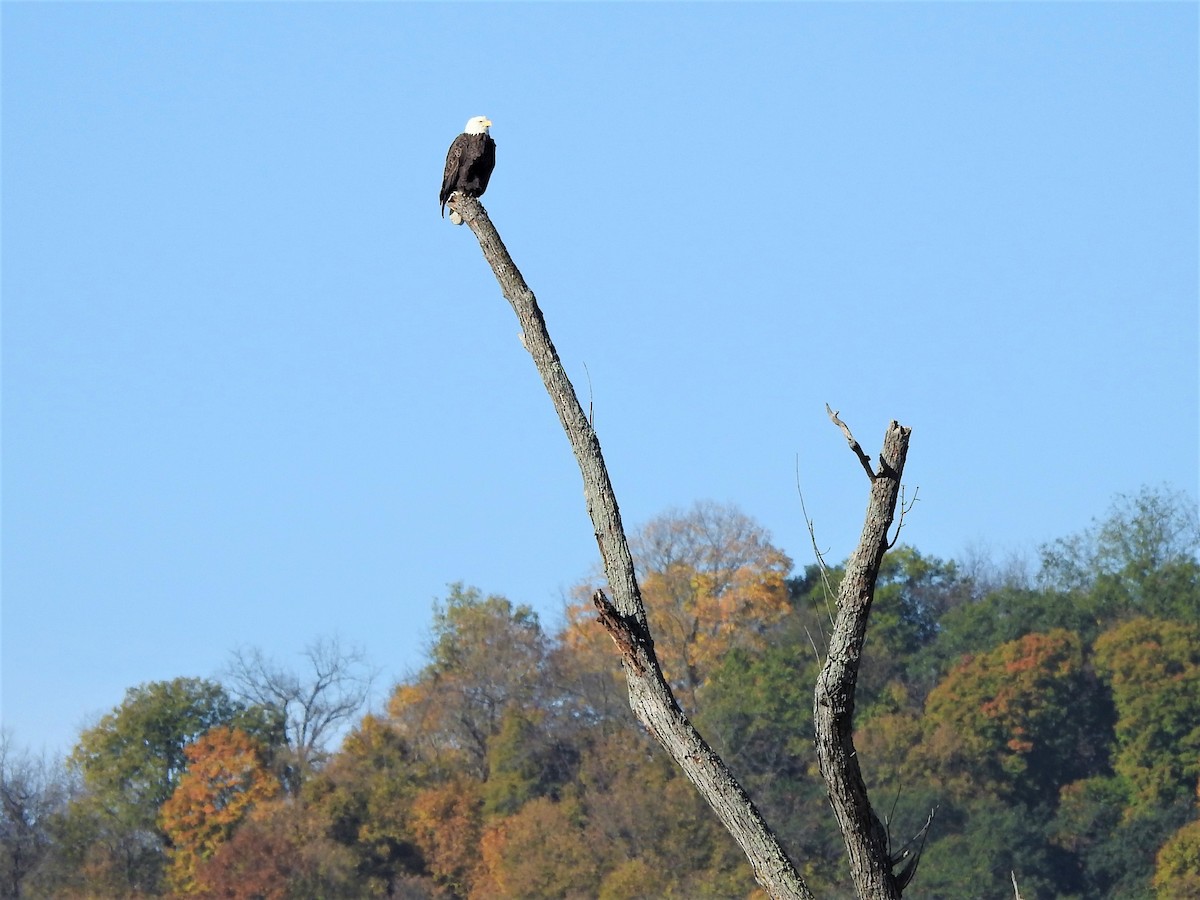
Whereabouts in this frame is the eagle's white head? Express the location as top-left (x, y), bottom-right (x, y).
top-left (464, 116), bottom-right (492, 135)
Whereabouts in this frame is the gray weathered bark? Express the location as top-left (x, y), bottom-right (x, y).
top-left (814, 414), bottom-right (912, 900)
top-left (449, 193), bottom-right (914, 899)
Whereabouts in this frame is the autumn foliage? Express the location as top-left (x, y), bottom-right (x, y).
top-left (159, 727), bottom-right (281, 894)
top-left (8, 490), bottom-right (1199, 900)
top-left (919, 629), bottom-right (1107, 800)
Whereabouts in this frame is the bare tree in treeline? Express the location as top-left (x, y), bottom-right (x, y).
top-left (224, 636), bottom-right (376, 786)
top-left (447, 192), bottom-right (925, 900)
top-left (0, 731), bottom-right (70, 897)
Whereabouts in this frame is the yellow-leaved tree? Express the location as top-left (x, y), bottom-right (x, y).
top-left (564, 502), bottom-right (792, 712)
top-left (159, 726), bottom-right (281, 895)
top-left (1153, 777), bottom-right (1200, 898)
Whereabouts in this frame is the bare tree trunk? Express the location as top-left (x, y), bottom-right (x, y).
top-left (814, 414), bottom-right (912, 900)
top-left (450, 194), bottom-right (914, 899)
top-left (452, 196), bottom-right (811, 899)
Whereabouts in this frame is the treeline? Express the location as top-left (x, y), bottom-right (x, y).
top-left (2, 487), bottom-right (1198, 899)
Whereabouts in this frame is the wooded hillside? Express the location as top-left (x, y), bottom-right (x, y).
top-left (3, 486), bottom-right (1197, 899)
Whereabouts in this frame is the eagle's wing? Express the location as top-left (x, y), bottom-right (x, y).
top-left (440, 134), bottom-right (467, 217)
top-left (474, 135), bottom-right (496, 196)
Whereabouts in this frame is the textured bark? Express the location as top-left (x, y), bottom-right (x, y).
top-left (451, 194), bottom-right (916, 898)
top-left (452, 194), bottom-right (813, 900)
top-left (814, 420), bottom-right (912, 900)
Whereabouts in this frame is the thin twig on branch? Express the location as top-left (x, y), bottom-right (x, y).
top-left (795, 459), bottom-right (837, 628)
top-left (886, 485), bottom-right (920, 550)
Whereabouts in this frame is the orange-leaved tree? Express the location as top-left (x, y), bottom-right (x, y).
top-left (473, 795), bottom-right (597, 900)
top-left (407, 777), bottom-right (486, 896)
top-left (635, 502), bottom-right (792, 710)
top-left (562, 501), bottom-right (792, 713)
top-left (159, 726), bottom-right (282, 894)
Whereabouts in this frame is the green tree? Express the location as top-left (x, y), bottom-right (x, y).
top-left (62, 677), bottom-right (281, 895)
top-left (699, 640), bottom-right (816, 782)
top-left (923, 585), bottom-right (1100, 678)
top-left (863, 546), bottom-right (969, 699)
top-left (1049, 775), bottom-right (1192, 899)
top-left (695, 632), bottom-right (843, 889)
top-left (482, 708), bottom-right (571, 818)
top-left (1093, 617), bottom-right (1200, 815)
top-left (301, 714), bottom-right (427, 894)
top-left (1038, 485), bottom-right (1199, 621)
top-left (917, 629), bottom-right (1112, 803)
top-left (915, 796), bottom-right (1068, 900)
top-left (387, 585), bottom-right (550, 780)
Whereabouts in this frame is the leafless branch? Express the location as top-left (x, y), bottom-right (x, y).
top-left (826, 403), bottom-right (876, 481)
top-left (886, 484), bottom-right (920, 550)
top-left (225, 636), bottom-right (375, 779)
top-left (803, 627), bottom-right (825, 666)
top-left (795, 456), bottom-right (837, 626)
top-left (0, 730), bottom-right (69, 897)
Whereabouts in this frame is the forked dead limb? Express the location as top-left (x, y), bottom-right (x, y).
top-left (457, 193), bottom-right (918, 899)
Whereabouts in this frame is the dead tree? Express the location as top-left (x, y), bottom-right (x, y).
top-left (225, 637), bottom-right (374, 785)
top-left (815, 409), bottom-right (913, 900)
top-left (449, 193), bottom-right (917, 900)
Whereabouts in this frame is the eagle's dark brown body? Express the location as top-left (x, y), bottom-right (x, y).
top-left (440, 131), bottom-right (496, 218)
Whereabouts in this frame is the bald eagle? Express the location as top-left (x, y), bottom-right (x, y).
top-left (440, 116), bottom-right (496, 223)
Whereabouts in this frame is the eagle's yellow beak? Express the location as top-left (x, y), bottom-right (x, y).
top-left (483, 118), bottom-right (493, 127)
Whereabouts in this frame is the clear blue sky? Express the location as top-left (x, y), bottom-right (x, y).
top-left (3, 3), bottom-right (1197, 758)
